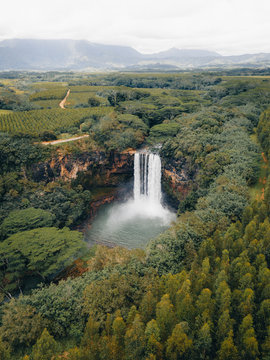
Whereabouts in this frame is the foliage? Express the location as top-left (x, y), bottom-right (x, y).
top-left (88, 97), bottom-right (101, 107)
top-left (149, 123), bottom-right (180, 139)
top-left (0, 182), bottom-right (92, 228)
top-left (0, 300), bottom-right (46, 349)
top-left (31, 328), bottom-right (58, 360)
top-left (14, 273), bottom-right (102, 339)
top-left (257, 108), bottom-right (270, 155)
top-left (0, 339), bottom-right (10, 360)
top-left (0, 134), bottom-right (50, 175)
top-left (29, 88), bottom-right (67, 101)
top-left (93, 113), bottom-right (148, 151)
top-left (0, 227), bottom-right (86, 292)
top-left (0, 207), bottom-right (55, 239)
top-left (83, 270), bottom-right (158, 322)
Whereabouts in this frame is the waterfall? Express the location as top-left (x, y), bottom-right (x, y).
top-left (86, 151), bottom-right (176, 248)
top-left (134, 152), bottom-right (162, 204)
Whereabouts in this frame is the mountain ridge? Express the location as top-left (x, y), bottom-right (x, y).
top-left (0, 39), bottom-right (269, 70)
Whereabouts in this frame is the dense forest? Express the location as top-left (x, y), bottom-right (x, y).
top-left (0, 71), bottom-right (270, 359)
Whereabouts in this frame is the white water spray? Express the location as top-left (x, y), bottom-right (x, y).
top-left (125, 151), bottom-right (175, 222)
top-left (107, 151), bottom-right (175, 225)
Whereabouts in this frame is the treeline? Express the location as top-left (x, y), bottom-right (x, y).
top-left (68, 73), bottom-right (222, 91)
top-left (0, 86), bottom-right (34, 111)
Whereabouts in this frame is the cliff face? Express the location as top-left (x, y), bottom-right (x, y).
top-left (29, 150), bottom-right (134, 186)
top-left (29, 149), bottom-right (192, 213)
top-left (162, 159), bottom-right (192, 207)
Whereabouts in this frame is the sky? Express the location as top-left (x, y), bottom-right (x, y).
top-left (1, 0), bottom-right (270, 55)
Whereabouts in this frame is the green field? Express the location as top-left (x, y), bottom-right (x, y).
top-left (0, 107), bottom-right (113, 136)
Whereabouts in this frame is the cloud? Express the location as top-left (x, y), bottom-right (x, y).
top-left (1, 0), bottom-right (270, 55)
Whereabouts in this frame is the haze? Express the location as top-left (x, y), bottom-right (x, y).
top-left (1, 0), bottom-right (270, 55)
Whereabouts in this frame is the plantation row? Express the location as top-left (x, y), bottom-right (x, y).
top-left (33, 99), bottom-right (62, 109)
top-left (0, 107), bottom-right (112, 136)
top-left (29, 88), bottom-right (68, 101)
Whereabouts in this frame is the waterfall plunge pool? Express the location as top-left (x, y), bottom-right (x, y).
top-left (84, 152), bottom-right (176, 249)
top-left (84, 198), bottom-right (175, 249)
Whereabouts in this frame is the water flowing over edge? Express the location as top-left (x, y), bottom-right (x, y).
top-left (107, 151), bottom-right (175, 226)
top-left (85, 151), bottom-right (176, 248)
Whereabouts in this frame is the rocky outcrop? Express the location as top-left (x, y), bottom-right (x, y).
top-left (29, 148), bottom-right (192, 213)
top-left (163, 168), bottom-right (190, 194)
top-left (161, 160), bottom-right (192, 207)
top-left (29, 150), bottom-right (134, 186)
top-left (29, 150), bottom-right (135, 224)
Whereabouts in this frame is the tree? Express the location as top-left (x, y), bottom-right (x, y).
top-left (126, 306), bottom-right (138, 326)
top-left (239, 288), bottom-right (255, 317)
top-left (107, 91), bottom-right (128, 106)
top-left (193, 257), bottom-right (211, 294)
top-left (112, 315), bottom-right (126, 360)
top-left (124, 314), bottom-right (146, 360)
top-left (215, 281), bottom-right (231, 315)
top-left (257, 299), bottom-right (270, 336)
top-left (195, 289), bottom-right (214, 329)
top-left (88, 97), bottom-right (101, 107)
top-left (145, 319), bottom-right (162, 360)
top-left (164, 272), bottom-right (186, 306)
top-left (217, 331), bottom-right (239, 360)
top-left (194, 322), bottom-right (212, 360)
top-left (238, 314), bottom-right (259, 360)
top-left (1, 300), bottom-right (46, 349)
top-left (99, 334), bottom-right (119, 360)
top-left (83, 272), bottom-right (145, 323)
top-left (0, 339), bottom-right (10, 360)
top-left (66, 347), bottom-right (84, 360)
top-left (257, 109), bottom-right (270, 153)
top-left (0, 227), bottom-right (86, 291)
top-left (216, 310), bottom-right (234, 346)
top-left (139, 291), bottom-right (158, 324)
top-left (81, 315), bottom-right (100, 360)
top-left (156, 294), bottom-right (175, 342)
top-left (175, 279), bottom-right (195, 326)
top-left (0, 207), bottom-right (55, 239)
top-left (261, 326), bottom-right (270, 360)
top-left (32, 328), bottom-right (58, 360)
top-left (93, 113), bottom-right (147, 151)
top-left (0, 134), bottom-right (50, 175)
top-left (166, 322), bottom-right (192, 360)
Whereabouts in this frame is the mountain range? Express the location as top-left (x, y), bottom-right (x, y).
top-left (0, 39), bottom-right (269, 71)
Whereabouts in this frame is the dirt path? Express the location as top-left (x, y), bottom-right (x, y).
top-left (59, 89), bottom-right (70, 109)
top-left (42, 134), bottom-right (89, 145)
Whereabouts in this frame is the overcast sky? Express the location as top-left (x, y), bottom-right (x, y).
top-left (1, 0), bottom-right (269, 55)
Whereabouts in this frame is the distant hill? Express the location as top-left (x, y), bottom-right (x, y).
top-left (0, 39), bottom-right (143, 70)
top-left (0, 39), bottom-right (269, 70)
top-left (150, 48), bottom-right (221, 59)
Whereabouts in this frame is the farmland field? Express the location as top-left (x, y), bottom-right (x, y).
top-left (0, 106), bottom-right (113, 136)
